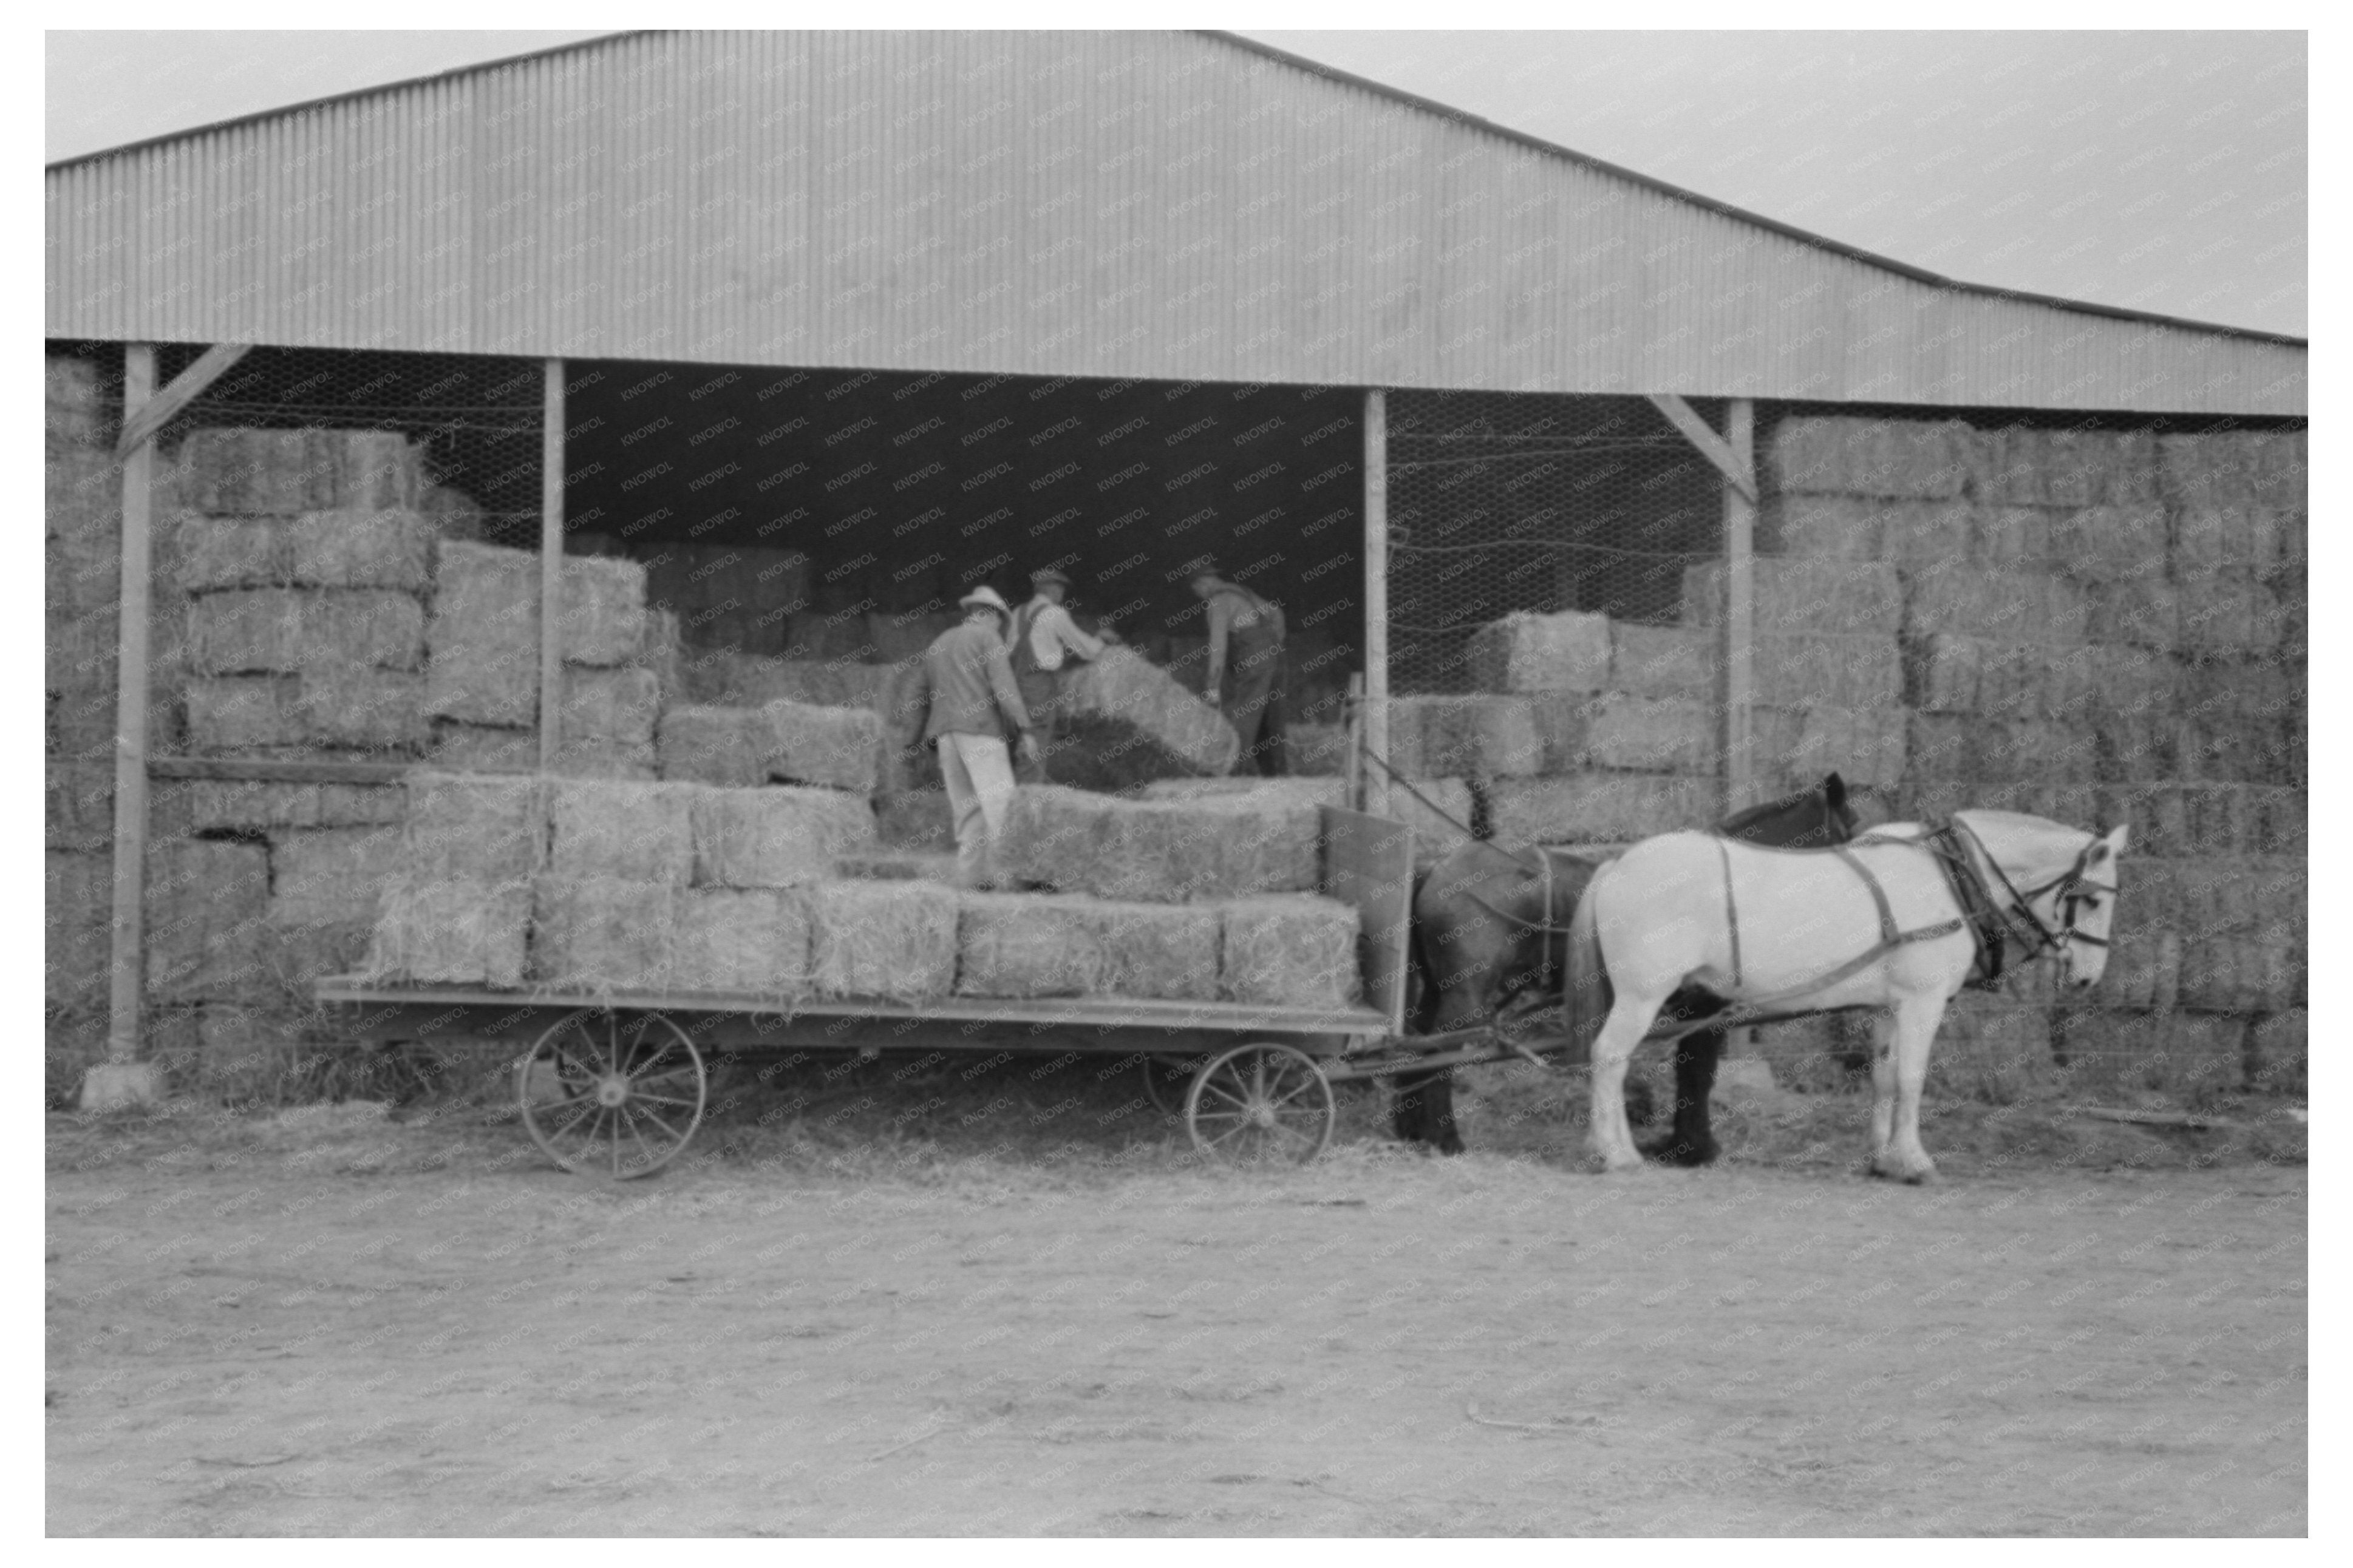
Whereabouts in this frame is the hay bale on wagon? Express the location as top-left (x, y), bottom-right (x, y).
top-left (1219, 896), bottom-right (1361, 1008)
top-left (547, 778), bottom-right (696, 884)
top-left (692, 785), bottom-right (876, 888)
top-left (996, 784), bottom-right (1320, 902)
top-left (807, 880), bottom-right (959, 1000)
top-left (360, 878), bottom-right (531, 989)
top-left (955, 894), bottom-right (1111, 998)
top-left (1057, 646), bottom-right (1241, 784)
top-left (1465, 610), bottom-right (1612, 693)
top-left (670, 888), bottom-right (814, 997)
top-left (1078, 900), bottom-right (1224, 1002)
top-left (404, 772), bottom-right (545, 881)
top-left (758, 700), bottom-right (883, 792)
top-left (529, 877), bottom-right (681, 992)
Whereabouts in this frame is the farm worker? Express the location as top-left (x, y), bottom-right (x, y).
top-left (1187, 557), bottom-right (1289, 776)
top-left (906, 586), bottom-right (1039, 888)
top-left (1006, 566), bottom-right (1123, 782)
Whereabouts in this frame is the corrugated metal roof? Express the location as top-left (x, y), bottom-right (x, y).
top-left (46, 30), bottom-right (2305, 416)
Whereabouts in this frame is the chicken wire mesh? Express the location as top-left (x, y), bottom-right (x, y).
top-left (149, 344), bottom-right (546, 549)
top-left (1386, 390), bottom-right (1724, 694)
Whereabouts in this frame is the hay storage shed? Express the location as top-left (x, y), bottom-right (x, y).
top-left (47, 30), bottom-right (2305, 1110)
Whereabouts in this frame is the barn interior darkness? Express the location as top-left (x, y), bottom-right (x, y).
top-left (563, 361), bottom-right (1369, 710)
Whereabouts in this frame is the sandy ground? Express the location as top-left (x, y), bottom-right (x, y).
top-left (46, 1064), bottom-right (2306, 1537)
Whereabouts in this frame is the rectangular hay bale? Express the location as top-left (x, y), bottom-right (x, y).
top-left (1582, 695), bottom-right (1715, 773)
top-left (546, 778), bottom-right (697, 884)
top-left (692, 786), bottom-right (877, 888)
top-left (403, 772), bottom-right (545, 881)
top-left (1609, 622), bottom-right (1716, 700)
top-left (1078, 900), bottom-right (1224, 1002)
top-left (806, 880), bottom-right (959, 1001)
top-left (1763, 416), bottom-right (1970, 499)
top-left (955, 893), bottom-right (1111, 998)
top-left (360, 878), bottom-right (530, 989)
top-left (1057, 646), bottom-right (1240, 782)
top-left (671, 888), bottom-right (814, 997)
top-left (1902, 563), bottom-right (2088, 645)
top-left (658, 705), bottom-right (766, 786)
top-left (1484, 774), bottom-right (1717, 847)
top-left (175, 516), bottom-right (288, 591)
top-left (426, 541), bottom-right (540, 725)
top-left (556, 665), bottom-right (659, 776)
top-left (558, 554), bottom-right (650, 667)
top-left (759, 699), bottom-right (884, 793)
top-left (1465, 610), bottom-right (1613, 693)
top-left (270, 826), bottom-right (404, 928)
top-left (288, 510), bottom-right (435, 591)
top-left (1219, 895), bottom-right (1361, 1008)
top-left (1684, 558), bottom-right (1904, 637)
top-left (529, 877), bottom-right (681, 991)
top-left (996, 784), bottom-right (1320, 902)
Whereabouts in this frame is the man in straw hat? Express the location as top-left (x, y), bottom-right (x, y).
top-left (1006, 565), bottom-right (1122, 782)
top-left (904, 585), bottom-right (1038, 888)
top-left (1187, 557), bottom-right (1289, 776)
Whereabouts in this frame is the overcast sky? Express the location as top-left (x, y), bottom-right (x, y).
top-left (45, 29), bottom-right (2306, 338)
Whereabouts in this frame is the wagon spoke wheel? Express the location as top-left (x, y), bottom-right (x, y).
top-left (1139, 1054), bottom-right (1200, 1118)
top-left (517, 1011), bottom-right (706, 1180)
top-left (1184, 1044), bottom-right (1335, 1168)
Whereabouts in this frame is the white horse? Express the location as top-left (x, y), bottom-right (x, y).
top-left (1562, 809), bottom-right (2127, 1182)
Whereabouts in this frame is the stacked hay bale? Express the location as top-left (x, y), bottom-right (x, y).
top-left (1757, 413), bottom-right (2306, 1105)
top-left (426, 541), bottom-right (659, 775)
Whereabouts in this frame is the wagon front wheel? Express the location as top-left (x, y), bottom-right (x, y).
top-left (1139, 1054), bottom-right (1200, 1118)
top-left (517, 1010), bottom-right (707, 1179)
top-left (1184, 1044), bottom-right (1335, 1167)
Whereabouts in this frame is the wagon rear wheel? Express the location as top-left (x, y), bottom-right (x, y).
top-left (517, 1010), bottom-right (707, 1179)
top-left (1184, 1043), bottom-right (1335, 1167)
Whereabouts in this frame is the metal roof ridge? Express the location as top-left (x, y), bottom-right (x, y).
top-left (1203, 30), bottom-right (2308, 351)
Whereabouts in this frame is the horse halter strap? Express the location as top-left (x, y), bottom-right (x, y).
top-left (1950, 819), bottom-right (2106, 965)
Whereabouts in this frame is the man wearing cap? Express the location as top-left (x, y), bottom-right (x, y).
top-left (1188, 558), bottom-right (1289, 776)
top-left (1006, 566), bottom-right (1122, 782)
top-left (904, 586), bottom-right (1038, 888)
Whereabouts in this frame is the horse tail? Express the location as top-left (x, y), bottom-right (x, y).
top-left (1562, 869), bottom-right (1612, 1065)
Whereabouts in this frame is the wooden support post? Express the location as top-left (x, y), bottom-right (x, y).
top-left (101, 346), bottom-right (157, 1080)
top-left (1722, 398), bottom-right (1757, 815)
top-left (1361, 389), bottom-right (1391, 822)
top-left (113, 342), bottom-right (250, 461)
top-left (537, 359), bottom-right (565, 774)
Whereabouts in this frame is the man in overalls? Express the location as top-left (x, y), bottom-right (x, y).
top-left (1188, 558), bottom-right (1289, 776)
top-left (1006, 566), bottom-right (1120, 782)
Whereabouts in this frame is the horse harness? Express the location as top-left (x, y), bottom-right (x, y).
top-left (1712, 820), bottom-right (2109, 1012)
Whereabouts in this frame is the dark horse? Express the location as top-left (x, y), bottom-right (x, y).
top-left (1394, 773), bottom-right (1858, 1159)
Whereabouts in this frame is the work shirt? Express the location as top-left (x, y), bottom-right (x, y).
top-left (1203, 583), bottom-right (1285, 691)
top-left (907, 619), bottom-right (1034, 745)
top-left (1007, 596), bottom-right (1106, 674)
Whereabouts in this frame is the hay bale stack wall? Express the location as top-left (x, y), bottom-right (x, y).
top-left (1437, 413), bottom-right (2301, 1108)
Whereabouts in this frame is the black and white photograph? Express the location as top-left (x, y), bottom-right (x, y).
top-left (42, 21), bottom-right (2310, 1538)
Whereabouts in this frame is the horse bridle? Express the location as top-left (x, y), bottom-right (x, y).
top-left (1951, 820), bottom-right (2111, 968)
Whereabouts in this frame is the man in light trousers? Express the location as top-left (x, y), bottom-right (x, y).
top-left (905, 586), bottom-right (1038, 888)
